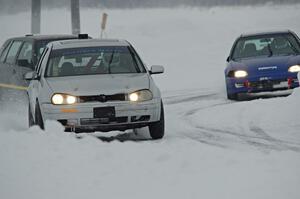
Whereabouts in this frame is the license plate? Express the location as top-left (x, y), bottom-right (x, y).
top-left (93, 107), bottom-right (115, 118)
top-left (273, 81), bottom-right (288, 89)
top-left (259, 81), bottom-right (273, 89)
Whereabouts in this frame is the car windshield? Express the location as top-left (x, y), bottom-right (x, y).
top-left (45, 46), bottom-right (146, 77)
top-left (232, 33), bottom-right (300, 60)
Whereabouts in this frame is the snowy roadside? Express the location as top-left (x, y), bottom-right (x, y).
top-left (0, 85), bottom-right (300, 199)
top-left (0, 120), bottom-right (300, 199)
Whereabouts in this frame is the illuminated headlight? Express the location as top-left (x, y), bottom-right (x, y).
top-left (288, 65), bottom-right (300, 73)
top-left (234, 70), bottom-right (248, 78)
top-left (128, 90), bottom-right (153, 102)
top-left (51, 94), bottom-right (77, 105)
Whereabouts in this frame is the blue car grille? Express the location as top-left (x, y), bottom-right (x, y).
top-left (249, 79), bottom-right (285, 89)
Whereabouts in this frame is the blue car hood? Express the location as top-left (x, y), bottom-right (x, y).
top-left (227, 55), bottom-right (300, 76)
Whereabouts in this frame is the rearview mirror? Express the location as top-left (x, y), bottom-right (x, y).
top-left (150, 65), bottom-right (164, 75)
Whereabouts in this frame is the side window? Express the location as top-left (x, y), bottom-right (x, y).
top-left (0, 40), bottom-right (12, 63)
top-left (17, 42), bottom-right (33, 68)
top-left (5, 40), bottom-right (23, 64)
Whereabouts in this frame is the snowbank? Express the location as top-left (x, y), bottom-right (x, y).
top-left (1, 121), bottom-right (300, 199)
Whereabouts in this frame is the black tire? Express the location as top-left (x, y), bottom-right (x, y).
top-left (28, 104), bottom-right (35, 127)
top-left (227, 93), bottom-right (238, 100)
top-left (35, 102), bottom-right (44, 130)
top-left (149, 102), bottom-right (165, 139)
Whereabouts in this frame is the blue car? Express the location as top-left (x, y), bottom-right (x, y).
top-left (225, 30), bottom-right (300, 100)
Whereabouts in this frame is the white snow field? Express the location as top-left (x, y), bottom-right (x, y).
top-left (1, 4), bottom-right (300, 199)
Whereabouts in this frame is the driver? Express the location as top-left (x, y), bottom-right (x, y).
top-left (271, 37), bottom-right (292, 54)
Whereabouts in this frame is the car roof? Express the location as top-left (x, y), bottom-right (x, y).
top-left (50, 39), bottom-right (130, 50)
top-left (10, 34), bottom-right (77, 41)
top-left (240, 30), bottom-right (294, 38)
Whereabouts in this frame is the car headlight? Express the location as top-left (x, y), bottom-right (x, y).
top-left (51, 94), bottom-right (77, 105)
top-left (288, 65), bottom-right (300, 73)
top-left (128, 90), bottom-right (153, 102)
top-left (234, 70), bottom-right (248, 78)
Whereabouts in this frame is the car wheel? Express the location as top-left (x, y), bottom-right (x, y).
top-left (227, 93), bottom-right (238, 100)
top-left (35, 102), bottom-right (44, 130)
top-left (149, 101), bottom-right (165, 140)
top-left (28, 104), bottom-right (35, 127)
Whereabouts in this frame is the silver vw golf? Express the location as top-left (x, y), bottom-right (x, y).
top-left (25, 39), bottom-right (165, 139)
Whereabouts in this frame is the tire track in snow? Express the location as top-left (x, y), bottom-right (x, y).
top-left (165, 90), bottom-right (300, 152)
top-left (164, 92), bottom-right (219, 105)
top-left (180, 98), bottom-right (300, 152)
top-left (249, 124), bottom-right (300, 152)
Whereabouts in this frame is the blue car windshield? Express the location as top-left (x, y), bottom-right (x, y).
top-left (45, 46), bottom-right (146, 77)
top-left (232, 34), bottom-right (300, 60)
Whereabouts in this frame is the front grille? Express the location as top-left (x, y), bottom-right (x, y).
top-left (79, 94), bottom-right (126, 103)
top-left (80, 117), bottom-right (128, 125)
top-left (250, 79), bottom-right (285, 89)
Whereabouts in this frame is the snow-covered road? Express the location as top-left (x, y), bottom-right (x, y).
top-left (1, 4), bottom-right (300, 199)
top-left (1, 88), bottom-right (300, 199)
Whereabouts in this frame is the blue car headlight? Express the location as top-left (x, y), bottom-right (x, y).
top-left (288, 65), bottom-right (300, 73)
top-left (234, 70), bottom-right (248, 78)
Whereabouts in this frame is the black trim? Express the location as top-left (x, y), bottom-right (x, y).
top-left (65, 122), bottom-right (152, 133)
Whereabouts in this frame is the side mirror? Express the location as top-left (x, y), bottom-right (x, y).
top-left (24, 71), bottom-right (37, 81)
top-left (150, 65), bottom-right (164, 75)
top-left (226, 56), bottom-right (230, 62)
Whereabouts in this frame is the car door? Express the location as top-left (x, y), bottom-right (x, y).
top-left (2, 40), bottom-right (23, 86)
top-left (28, 47), bottom-right (50, 115)
top-left (15, 41), bottom-right (34, 86)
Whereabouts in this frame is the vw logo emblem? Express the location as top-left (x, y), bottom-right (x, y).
top-left (99, 94), bottom-right (107, 102)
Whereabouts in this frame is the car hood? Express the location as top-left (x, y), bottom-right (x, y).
top-left (227, 55), bottom-right (300, 75)
top-left (46, 73), bottom-right (150, 96)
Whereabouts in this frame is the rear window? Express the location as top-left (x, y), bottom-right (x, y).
top-left (45, 46), bottom-right (146, 77)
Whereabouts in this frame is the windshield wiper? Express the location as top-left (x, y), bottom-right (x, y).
top-left (107, 50), bottom-right (115, 74)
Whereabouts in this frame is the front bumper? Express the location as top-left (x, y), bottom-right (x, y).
top-left (41, 98), bottom-right (161, 132)
top-left (226, 75), bottom-right (299, 95)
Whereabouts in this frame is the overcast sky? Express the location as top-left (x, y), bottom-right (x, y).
top-left (0, 0), bottom-right (298, 14)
